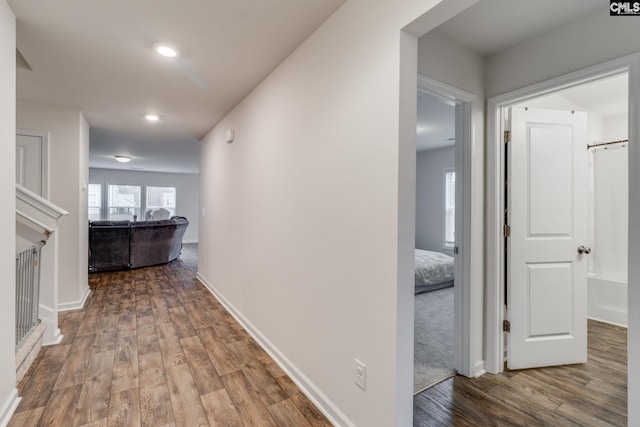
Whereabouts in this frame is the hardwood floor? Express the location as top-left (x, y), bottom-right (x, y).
top-left (414, 320), bottom-right (627, 426)
top-left (10, 244), bottom-right (628, 427)
top-left (10, 245), bottom-right (331, 427)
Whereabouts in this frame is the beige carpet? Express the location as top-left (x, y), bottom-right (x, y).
top-left (414, 286), bottom-right (456, 394)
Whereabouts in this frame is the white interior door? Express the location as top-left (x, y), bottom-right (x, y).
top-left (16, 131), bottom-right (48, 198)
top-left (507, 107), bottom-right (588, 370)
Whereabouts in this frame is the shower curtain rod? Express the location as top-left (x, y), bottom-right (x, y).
top-left (587, 139), bottom-right (629, 149)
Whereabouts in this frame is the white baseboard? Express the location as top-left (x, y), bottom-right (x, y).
top-left (182, 239), bottom-right (199, 244)
top-left (196, 273), bottom-right (354, 427)
top-left (58, 286), bottom-right (91, 312)
top-left (473, 360), bottom-right (486, 378)
top-left (38, 303), bottom-right (63, 345)
top-left (42, 328), bottom-right (63, 346)
top-left (0, 389), bottom-right (20, 427)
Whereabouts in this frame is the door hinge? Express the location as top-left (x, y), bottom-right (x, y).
top-left (503, 320), bottom-right (511, 333)
top-left (503, 224), bottom-right (511, 237)
top-left (504, 130), bottom-right (511, 143)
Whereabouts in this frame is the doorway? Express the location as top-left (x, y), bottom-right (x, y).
top-left (413, 89), bottom-right (457, 393)
top-left (413, 75), bottom-right (475, 389)
top-left (486, 55), bottom-right (638, 388)
top-left (505, 74), bottom-right (629, 370)
top-left (16, 129), bottom-right (49, 199)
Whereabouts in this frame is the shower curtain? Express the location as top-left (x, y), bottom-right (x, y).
top-left (588, 144), bottom-right (628, 281)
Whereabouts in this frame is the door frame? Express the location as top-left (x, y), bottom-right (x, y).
top-left (417, 74), bottom-right (475, 376)
top-left (486, 52), bottom-right (640, 421)
top-left (16, 129), bottom-right (50, 199)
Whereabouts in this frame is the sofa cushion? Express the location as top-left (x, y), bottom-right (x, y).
top-left (129, 221), bottom-right (177, 268)
top-left (89, 221), bottom-right (131, 271)
top-left (89, 217), bottom-right (189, 272)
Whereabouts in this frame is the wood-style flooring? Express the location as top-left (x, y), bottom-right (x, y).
top-left (414, 319), bottom-right (627, 426)
top-left (9, 244), bottom-right (331, 427)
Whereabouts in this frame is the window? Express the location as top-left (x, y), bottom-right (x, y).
top-left (89, 183), bottom-right (178, 221)
top-left (88, 184), bottom-right (102, 221)
top-left (107, 184), bottom-right (141, 220)
top-left (444, 169), bottom-right (455, 249)
top-left (146, 186), bottom-right (176, 217)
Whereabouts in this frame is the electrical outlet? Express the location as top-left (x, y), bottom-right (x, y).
top-left (355, 359), bottom-right (366, 390)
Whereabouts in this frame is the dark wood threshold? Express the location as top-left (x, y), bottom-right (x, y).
top-left (414, 319), bottom-right (627, 426)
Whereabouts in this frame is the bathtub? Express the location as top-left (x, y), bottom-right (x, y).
top-left (587, 275), bottom-right (628, 327)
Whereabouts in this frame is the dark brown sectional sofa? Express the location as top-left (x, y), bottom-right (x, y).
top-left (88, 217), bottom-right (189, 272)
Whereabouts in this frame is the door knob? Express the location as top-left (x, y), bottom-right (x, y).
top-left (578, 246), bottom-right (591, 254)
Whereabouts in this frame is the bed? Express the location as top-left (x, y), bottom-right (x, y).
top-left (415, 249), bottom-right (454, 294)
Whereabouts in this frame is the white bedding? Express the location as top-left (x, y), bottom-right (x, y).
top-left (414, 249), bottom-right (454, 288)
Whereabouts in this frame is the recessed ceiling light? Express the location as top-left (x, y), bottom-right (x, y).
top-left (144, 114), bottom-right (160, 122)
top-left (115, 156), bottom-right (131, 163)
top-left (153, 42), bottom-right (179, 58)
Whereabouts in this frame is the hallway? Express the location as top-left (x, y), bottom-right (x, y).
top-left (9, 246), bottom-right (330, 426)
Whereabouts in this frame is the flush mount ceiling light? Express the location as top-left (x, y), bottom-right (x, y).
top-left (144, 113), bottom-right (160, 122)
top-left (152, 42), bottom-right (179, 58)
top-left (416, 125), bottom-right (431, 134)
top-left (115, 156), bottom-right (131, 163)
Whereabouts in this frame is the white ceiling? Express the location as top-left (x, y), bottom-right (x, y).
top-left (10, 0), bottom-right (345, 174)
top-left (416, 92), bottom-right (455, 152)
top-left (12, 0), bottom-right (614, 171)
top-left (555, 73), bottom-right (628, 118)
top-left (416, 0), bottom-right (611, 154)
top-left (90, 127), bottom-right (201, 174)
top-left (434, 0), bottom-right (603, 56)
top-left (416, 74), bottom-right (628, 155)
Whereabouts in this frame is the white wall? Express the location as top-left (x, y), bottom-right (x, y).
top-left (417, 30), bottom-right (485, 375)
top-left (486, 11), bottom-right (640, 424)
top-left (0, 0), bottom-right (17, 419)
top-left (79, 114), bottom-right (89, 306)
top-left (604, 113), bottom-right (628, 142)
top-left (415, 146), bottom-right (454, 255)
top-left (89, 168), bottom-right (200, 243)
top-left (16, 100), bottom-right (90, 310)
top-left (197, 0), bottom-right (477, 424)
top-left (520, 93), bottom-right (604, 145)
top-left (486, 9), bottom-right (640, 98)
